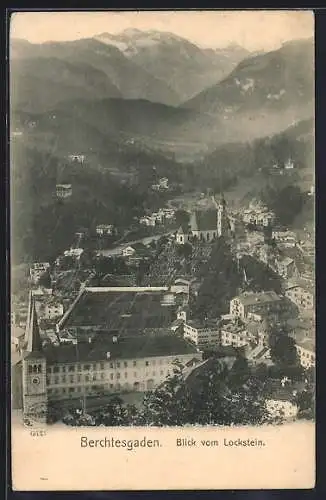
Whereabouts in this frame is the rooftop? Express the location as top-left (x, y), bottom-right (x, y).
top-left (44, 334), bottom-right (198, 364)
top-left (58, 287), bottom-right (177, 331)
top-left (296, 338), bottom-right (315, 352)
top-left (190, 209), bottom-right (218, 232)
top-left (234, 291), bottom-right (281, 307)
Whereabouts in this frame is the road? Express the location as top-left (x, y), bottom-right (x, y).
top-left (98, 232), bottom-right (172, 257)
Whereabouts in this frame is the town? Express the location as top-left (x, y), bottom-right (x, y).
top-left (11, 179), bottom-right (315, 427)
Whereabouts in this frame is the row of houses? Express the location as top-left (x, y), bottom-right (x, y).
top-left (139, 208), bottom-right (175, 227)
top-left (176, 289), bottom-right (315, 369)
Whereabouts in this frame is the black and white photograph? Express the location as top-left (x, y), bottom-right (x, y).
top-left (10, 10), bottom-right (315, 490)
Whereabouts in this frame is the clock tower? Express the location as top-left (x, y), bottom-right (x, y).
top-left (22, 295), bottom-right (48, 424)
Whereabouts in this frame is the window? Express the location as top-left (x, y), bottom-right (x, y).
top-left (69, 375), bottom-right (74, 383)
top-left (110, 384), bottom-right (113, 389)
top-left (77, 375), bottom-right (81, 383)
top-left (101, 373), bottom-right (105, 380)
top-left (62, 366), bottom-right (66, 373)
top-left (117, 362), bottom-right (120, 368)
top-left (28, 366), bottom-right (33, 374)
top-left (84, 364), bottom-right (90, 371)
top-left (46, 367), bottom-right (52, 374)
top-left (62, 388), bottom-right (66, 394)
top-left (110, 373), bottom-right (113, 380)
top-left (93, 375), bottom-right (97, 381)
top-left (85, 375), bottom-right (89, 382)
top-left (93, 363), bottom-right (97, 370)
top-left (117, 373), bottom-right (121, 379)
top-left (133, 361), bottom-right (137, 367)
top-left (110, 363), bottom-right (113, 369)
top-left (54, 376), bottom-right (59, 384)
top-left (100, 362), bottom-right (104, 370)
top-left (145, 361), bottom-right (149, 366)
top-left (124, 362), bottom-right (128, 368)
top-left (62, 375), bottom-right (66, 383)
top-left (68, 366), bottom-right (75, 372)
top-left (48, 389), bottom-right (52, 395)
top-left (69, 387), bottom-right (74, 393)
top-left (160, 370), bottom-right (164, 376)
top-left (124, 372), bottom-right (128, 378)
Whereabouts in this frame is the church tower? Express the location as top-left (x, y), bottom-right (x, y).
top-left (22, 294), bottom-right (47, 424)
top-left (217, 194), bottom-right (228, 237)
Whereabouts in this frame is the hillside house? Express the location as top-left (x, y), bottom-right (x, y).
top-left (183, 320), bottom-right (219, 348)
top-left (30, 262), bottom-right (50, 284)
top-left (285, 282), bottom-right (314, 312)
top-left (276, 257), bottom-right (297, 279)
top-left (229, 291), bottom-right (283, 320)
top-left (68, 154), bottom-right (85, 163)
top-left (96, 224), bottom-right (114, 236)
top-left (56, 184), bottom-right (72, 199)
top-left (295, 338), bottom-right (315, 369)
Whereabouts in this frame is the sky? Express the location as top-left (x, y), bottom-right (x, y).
top-left (10, 10), bottom-right (314, 51)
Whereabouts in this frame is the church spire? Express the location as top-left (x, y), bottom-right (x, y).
top-left (25, 293), bottom-right (42, 353)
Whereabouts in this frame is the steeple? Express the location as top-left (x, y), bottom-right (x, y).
top-left (25, 293), bottom-right (42, 353)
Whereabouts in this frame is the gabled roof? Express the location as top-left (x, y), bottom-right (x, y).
top-left (190, 209), bottom-right (218, 232)
top-left (24, 293), bottom-right (43, 355)
top-left (235, 291), bottom-right (281, 307)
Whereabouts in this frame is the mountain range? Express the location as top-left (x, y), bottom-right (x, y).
top-left (11, 33), bottom-right (314, 161)
top-left (11, 30), bottom-right (250, 109)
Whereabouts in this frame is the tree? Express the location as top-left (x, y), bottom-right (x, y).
top-left (38, 270), bottom-right (52, 288)
top-left (137, 359), bottom-right (268, 426)
top-left (176, 242), bottom-right (192, 260)
top-left (269, 331), bottom-right (299, 366)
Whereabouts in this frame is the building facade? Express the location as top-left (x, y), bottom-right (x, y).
top-left (229, 291), bottom-right (283, 320)
top-left (184, 320), bottom-right (219, 348)
top-left (285, 284), bottom-right (314, 311)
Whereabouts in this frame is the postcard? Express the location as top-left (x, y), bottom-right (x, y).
top-left (10, 9), bottom-right (315, 490)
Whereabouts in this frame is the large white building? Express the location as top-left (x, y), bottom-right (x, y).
top-left (183, 320), bottom-right (219, 348)
top-left (229, 291), bottom-right (283, 320)
top-left (285, 282), bottom-right (314, 312)
top-left (295, 338), bottom-right (315, 369)
top-left (15, 290), bottom-right (201, 423)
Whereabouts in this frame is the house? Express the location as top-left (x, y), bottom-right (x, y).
top-left (68, 154), bottom-right (85, 163)
top-left (229, 291), bottom-right (283, 320)
top-left (272, 231), bottom-right (297, 248)
top-left (159, 177), bottom-right (169, 189)
top-left (284, 158), bottom-right (294, 170)
top-left (220, 323), bottom-right (252, 348)
top-left (184, 320), bottom-right (219, 348)
top-left (30, 262), bottom-right (50, 284)
top-left (96, 224), bottom-right (114, 236)
top-left (44, 302), bottom-right (64, 320)
top-left (295, 338), bottom-right (315, 369)
top-left (243, 208), bottom-right (275, 227)
top-left (285, 282), bottom-right (314, 311)
top-left (276, 257), bottom-right (297, 279)
top-left (139, 216), bottom-right (156, 227)
top-left (177, 306), bottom-right (189, 323)
top-left (265, 396), bottom-right (298, 420)
top-left (56, 184), bottom-right (72, 199)
top-left (122, 246), bottom-right (136, 257)
top-left (64, 248), bottom-right (84, 259)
